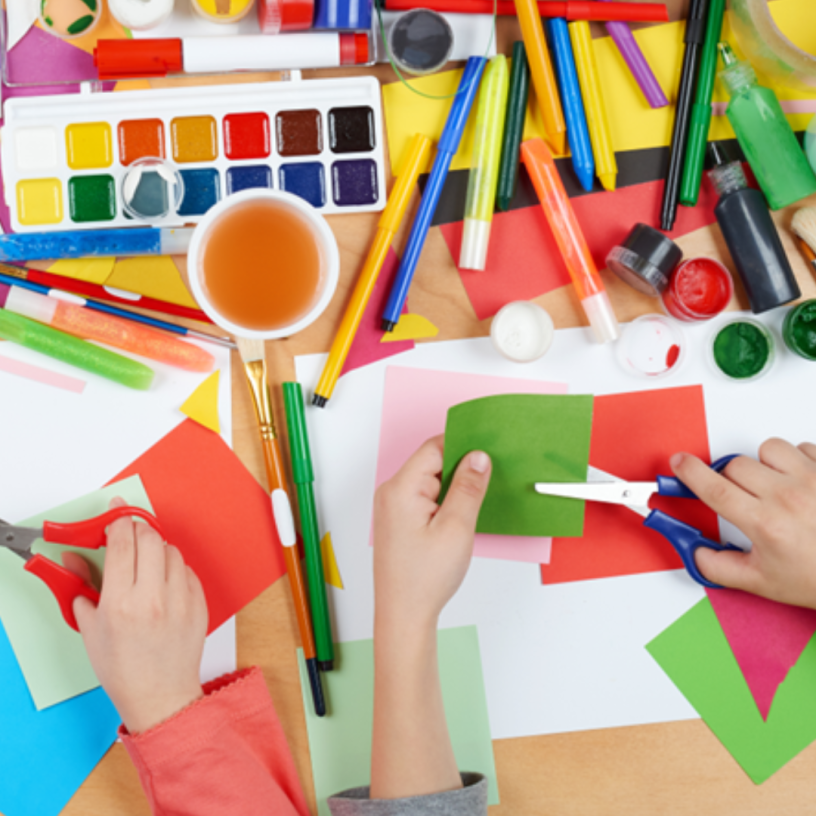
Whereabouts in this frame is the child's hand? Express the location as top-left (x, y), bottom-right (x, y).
top-left (373, 436), bottom-right (491, 631)
top-left (62, 497), bottom-right (208, 734)
top-left (671, 439), bottom-right (816, 608)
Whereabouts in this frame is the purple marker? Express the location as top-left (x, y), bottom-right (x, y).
top-left (600, 0), bottom-right (668, 109)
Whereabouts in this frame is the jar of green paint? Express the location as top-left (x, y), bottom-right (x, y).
top-left (782, 300), bottom-right (816, 361)
top-left (710, 318), bottom-right (774, 381)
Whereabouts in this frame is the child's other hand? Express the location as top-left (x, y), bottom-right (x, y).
top-left (671, 439), bottom-right (816, 608)
top-left (62, 497), bottom-right (208, 734)
top-left (373, 436), bottom-right (491, 632)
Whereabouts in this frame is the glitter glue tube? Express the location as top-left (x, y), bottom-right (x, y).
top-left (0, 284), bottom-right (214, 372)
top-left (0, 308), bottom-right (154, 390)
top-left (521, 138), bottom-right (619, 342)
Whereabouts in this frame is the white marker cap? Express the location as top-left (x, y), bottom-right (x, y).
top-left (459, 218), bottom-right (491, 272)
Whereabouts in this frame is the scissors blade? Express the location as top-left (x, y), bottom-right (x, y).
top-left (0, 521), bottom-right (39, 559)
top-left (534, 480), bottom-right (659, 513)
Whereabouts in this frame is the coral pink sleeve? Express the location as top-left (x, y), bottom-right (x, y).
top-left (121, 666), bottom-right (310, 816)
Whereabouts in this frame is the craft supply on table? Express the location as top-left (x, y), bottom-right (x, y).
top-left (313, 133), bottom-right (432, 408)
top-left (313, 0), bottom-right (369, 29)
top-left (521, 138), bottom-right (620, 343)
top-left (386, 8), bottom-right (454, 75)
top-left (490, 300), bottom-right (554, 361)
top-left (0, 308), bottom-right (155, 390)
top-left (191, 0), bottom-right (254, 22)
top-left (514, 0), bottom-right (566, 155)
top-left (792, 206), bottom-right (816, 276)
top-left (257, 0), bottom-right (314, 32)
top-left (569, 19), bottom-right (617, 191)
top-left (535, 455), bottom-right (742, 588)
top-left (0, 282), bottom-right (215, 372)
top-left (782, 300), bottom-right (816, 361)
top-left (283, 382), bottom-right (334, 671)
top-left (382, 56), bottom-right (486, 332)
top-left (678, 0), bottom-right (725, 206)
top-left (2, 76), bottom-right (385, 232)
top-left (706, 142), bottom-right (800, 314)
top-left (599, 0), bottom-right (667, 109)
top-left (717, 43), bottom-right (816, 210)
top-left (496, 41), bottom-right (531, 212)
top-left (39, 0), bottom-right (101, 38)
top-left (235, 336), bottom-right (325, 717)
top-left (121, 157), bottom-right (185, 223)
top-left (546, 18), bottom-right (594, 193)
top-left (615, 313), bottom-right (685, 378)
top-left (661, 257), bottom-right (733, 322)
top-left (461, 55), bottom-right (509, 271)
top-left (94, 33), bottom-right (371, 80)
top-left (710, 317), bottom-right (774, 381)
top-left (108, 0), bottom-right (174, 29)
top-left (660, 0), bottom-right (708, 232)
top-left (383, 0), bottom-right (670, 21)
top-left (605, 222), bottom-right (682, 297)
top-left (189, 189), bottom-right (339, 338)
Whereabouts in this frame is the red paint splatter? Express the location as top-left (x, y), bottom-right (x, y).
top-left (666, 344), bottom-right (681, 368)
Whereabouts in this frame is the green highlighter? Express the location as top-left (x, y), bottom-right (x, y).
top-left (283, 381), bottom-right (334, 671)
top-left (0, 307), bottom-right (154, 390)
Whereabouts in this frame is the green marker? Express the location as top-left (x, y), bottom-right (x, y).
top-left (678, 0), bottom-right (725, 207)
top-left (0, 307), bottom-right (154, 390)
top-left (283, 382), bottom-right (334, 671)
top-left (496, 42), bottom-right (531, 213)
top-left (460, 54), bottom-right (510, 272)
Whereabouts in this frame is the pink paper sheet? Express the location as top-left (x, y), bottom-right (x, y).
top-left (375, 366), bottom-right (568, 563)
top-left (0, 353), bottom-right (86, 393)
top-left (706, 588), bottom-right (816, 721)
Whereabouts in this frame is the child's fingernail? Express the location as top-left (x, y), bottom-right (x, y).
top-left (669, 453), bottom-right (686, 470)
top-left (470, 451), bottom-right (490, 473)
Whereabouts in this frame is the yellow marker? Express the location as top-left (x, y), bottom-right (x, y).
top-left (569, 20), bottom-right (618, 192)
top-left (513, 0), bottom-right (566, 156)
top-left (313, 133), bottom-right (432, 408)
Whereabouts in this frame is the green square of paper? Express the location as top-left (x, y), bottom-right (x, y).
top-left (441, 394), bottom-right (593, 537)
top-left (647, 598), bottom-right (816, 784)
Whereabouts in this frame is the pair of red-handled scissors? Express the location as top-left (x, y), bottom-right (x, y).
top-left (0, 507), bottom-right (165, 631)
top-left (534, 455), bottom-right (744, 589)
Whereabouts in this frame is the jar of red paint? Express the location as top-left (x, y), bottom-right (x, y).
top-left (661, 257), bottom-right (734, 322)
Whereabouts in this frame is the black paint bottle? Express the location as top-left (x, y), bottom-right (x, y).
top-left (706, 142), bottom-right (800, 313)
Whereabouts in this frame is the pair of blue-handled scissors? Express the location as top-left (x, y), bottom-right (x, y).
top-left (534, 455), bottom-right (744, 589)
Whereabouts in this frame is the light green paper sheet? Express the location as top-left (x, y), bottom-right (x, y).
top-left (0, 476), bottom-right (152, 710)
top-left (297, 626), bottom-right (499, 815)
top-left (647, 598), bottom-right (816, 784)
top-left (441, 394), bottom-right (593, 537)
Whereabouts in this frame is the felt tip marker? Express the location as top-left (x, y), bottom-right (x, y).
top-left (0, 227), bottom-right (193, 263)
top-left (94, 33), bottom-right (370, 79)
top-left (382, 57), bottom-right (486, 332)
top-left (521, 138), bottom-right (619, 343)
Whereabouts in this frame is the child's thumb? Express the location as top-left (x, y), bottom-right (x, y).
top-left (436, 451), bottom-right (492, 534)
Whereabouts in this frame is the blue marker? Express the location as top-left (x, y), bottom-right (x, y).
top-left (0, 227), bottom-right (194, 263)
top-left (382, 56), bottom-right (486, 332)
top-left (545, 18), bottom-right (594, 193)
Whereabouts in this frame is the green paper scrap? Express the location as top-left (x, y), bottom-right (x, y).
top-left (441, 394), bottom-right (593, 537)
top-left (0, 476), bottom-right (152, 710)
top-left (297, 626), bottom-right (499, 815)
top-left (647, 598), bottom-right (816, 784)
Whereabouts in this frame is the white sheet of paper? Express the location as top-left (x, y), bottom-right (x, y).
top-left (5, 0), bottom-right (39, 52)
top-left (201, 617), bottom-right (237, 684)
top-left (295, 310), bottom-right (815, 739)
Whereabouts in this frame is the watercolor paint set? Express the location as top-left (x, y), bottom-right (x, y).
top-left (0, 76), bottom-right (387, 232)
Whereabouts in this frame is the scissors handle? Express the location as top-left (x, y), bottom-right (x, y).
top-left (644, 509), bottom-right (743, 589)
top-left (656, 454), bottom-right (740, 499)
top-left (43, 507), bottom-right (164, 550)
top-left (24, 554), bottom-right (100, 632)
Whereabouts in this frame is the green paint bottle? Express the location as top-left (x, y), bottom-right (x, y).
top-left (718, 43), bottom-right (816, 210)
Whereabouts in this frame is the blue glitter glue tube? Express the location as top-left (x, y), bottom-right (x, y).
top-left (0, 227), bottom-right (194, 262)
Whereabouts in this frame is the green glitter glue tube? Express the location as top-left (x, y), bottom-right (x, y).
top-left (0, 308), bottom-right (154, 390)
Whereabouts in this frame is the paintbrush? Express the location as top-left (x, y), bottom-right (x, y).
top-left (792, 207), bottom-right (816, 276)
top-left (234, 336), bottom-right (325, 717)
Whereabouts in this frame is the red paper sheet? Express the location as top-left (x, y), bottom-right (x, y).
top-left (108, 420), bottom-right (287, 632)
top-left (340, 247), bottom-right (414, 377)
top-left (440, 179), bottom-right (720, 320)
top-left (706, 588), bottom-right (816, 720)
top-left (541, 386), bottom-right (718, 584)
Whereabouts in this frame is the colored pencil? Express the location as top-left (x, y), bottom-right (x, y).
top-left (497, 42), bottom-right (532, 212)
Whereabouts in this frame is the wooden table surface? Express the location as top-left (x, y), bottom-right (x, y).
top-left (55, 1), bottom-right (816, 813)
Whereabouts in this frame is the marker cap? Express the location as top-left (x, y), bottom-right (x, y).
top-left (582, 290), bottom-right (620, 343)
top-left (459, 218), bottom-right (491, 271)
top-left (94, 39), bottom-right (183, 80)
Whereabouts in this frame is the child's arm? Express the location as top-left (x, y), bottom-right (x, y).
top-left (66, 497), bottom-right (310, 816)
top-left (671, 439), bottom-right (816, 607)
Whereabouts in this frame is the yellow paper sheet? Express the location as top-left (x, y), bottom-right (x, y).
top-left (46, 257), bottom-right (116, 285)
top-left (381, 313), bottom-right (439, 342)
top-left (180, 371), bottom-right (221, 434)
top-left (320, 532), bottom-right (343, 590)
top-left (106, 257), bottom-right (200, 308)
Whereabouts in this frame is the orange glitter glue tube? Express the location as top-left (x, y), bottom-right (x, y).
top-left (0, 284), bottom-right (214, 372)
top-left (520, 138), bottom-right (619, 343)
